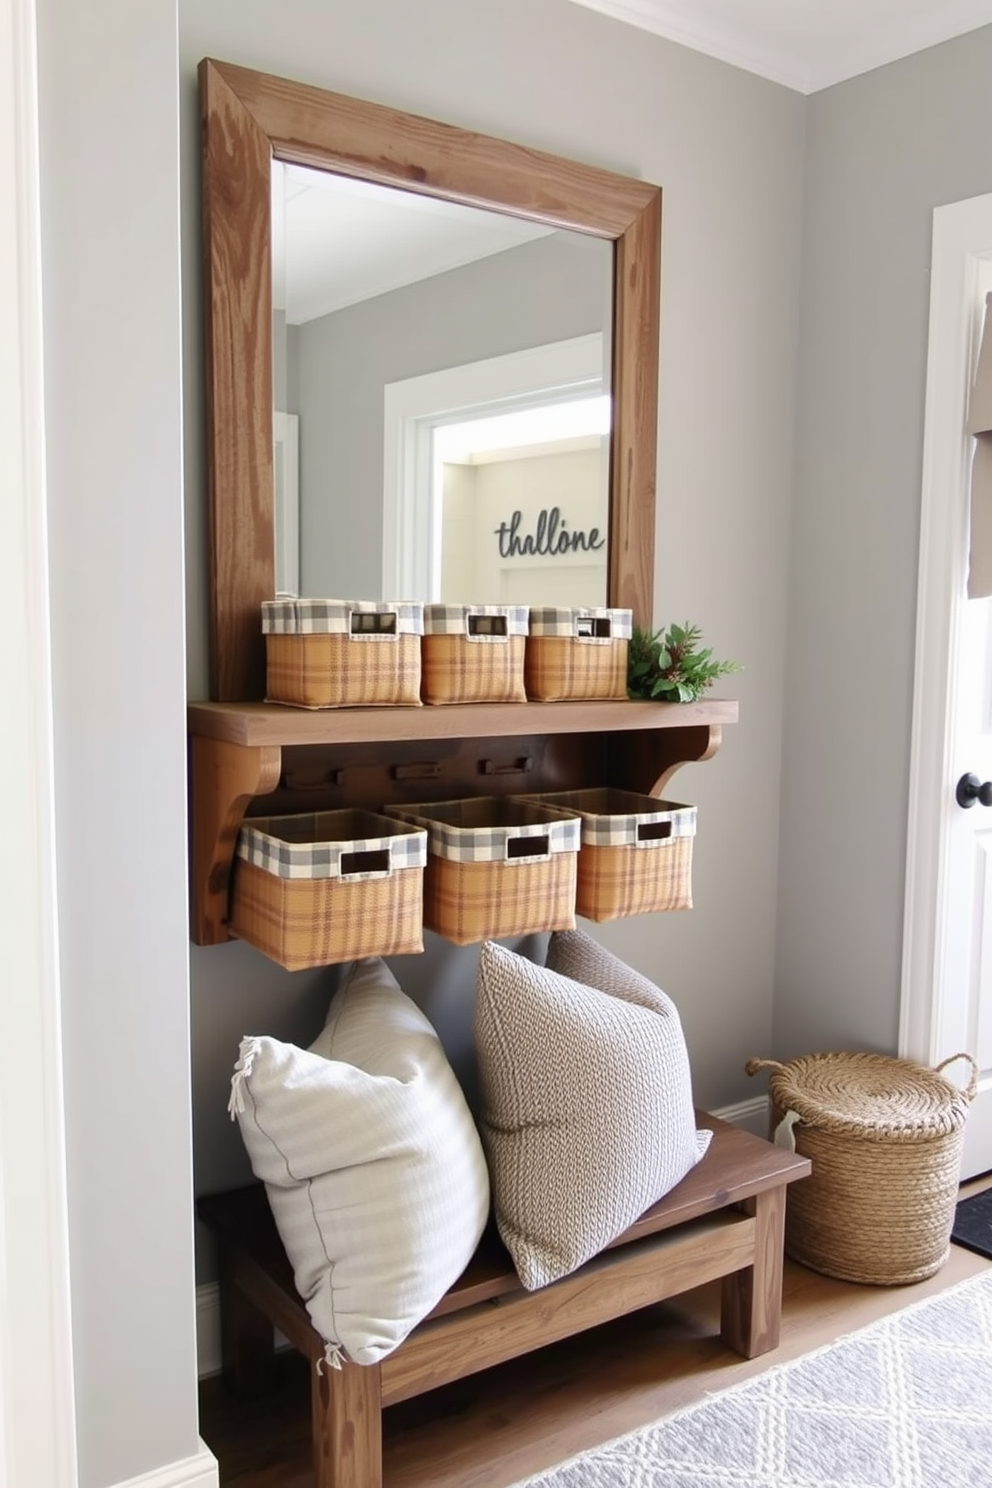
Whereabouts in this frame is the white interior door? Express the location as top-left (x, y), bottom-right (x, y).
top-left (940, 591), bottom-right (992, 1175)
top-left (903, 198), bottom-right (992, 1180)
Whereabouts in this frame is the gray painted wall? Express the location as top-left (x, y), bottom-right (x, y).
top-left (295, 230), bottom-right (610, 597)
top-left (776, 27), bottom-right (992, 1061)
top-left (37, 0), bottom-right (199, 1483)
top-left (180, 0), bottom-right (805, 1291)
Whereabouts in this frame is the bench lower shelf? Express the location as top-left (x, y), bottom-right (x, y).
top-left (199, 1111), bottom-right (809, 1488)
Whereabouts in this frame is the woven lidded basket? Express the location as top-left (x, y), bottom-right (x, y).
top-left (386, 797), bottom-right (580, 945)
top-left (230, 809), bottom-right (427, 971)
top-left (262, 598), bottom-right (423, 708)
top-left (524, 607), bottom-right (632, 701)
top-left (421, 604), bottom-right (528, 705)
top-left (746, 1050), bottom-right (977, 1285)
top-left (515, 788), bottom-right (696, 920)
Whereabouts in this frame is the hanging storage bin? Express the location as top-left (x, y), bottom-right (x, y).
top-left (525, 607), bottom-right (632, 701)
top-left (421, 604), bottom-right (529, 705)
top-left (230, 809), bottom-right (428, 970)
top-left (262, 598), bottom-right (424, 708)
top-left (516, 788), bottom-right (696, 920)
top-left (746, 1051), bottom-right (977, 1285)
top-left (385, 797), bottom-right (580, 945)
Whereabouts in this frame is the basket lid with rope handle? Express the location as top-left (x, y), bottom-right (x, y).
top-left (745, 1050), bottom-right (977, 1142)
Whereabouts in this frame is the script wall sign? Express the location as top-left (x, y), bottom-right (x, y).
top-left (495, 506), bottom-right (606, 559)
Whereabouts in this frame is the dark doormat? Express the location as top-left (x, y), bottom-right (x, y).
top-left (952, 1187), bottom-right (992, 1261)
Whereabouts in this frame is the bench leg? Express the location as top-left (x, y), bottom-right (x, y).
top-left (311, 1352), bottom-right (382, 1488)
top-left (719, 1185), bottom-right (786, 1358)
top-left (218, 1249), bottom-right (276, 1396)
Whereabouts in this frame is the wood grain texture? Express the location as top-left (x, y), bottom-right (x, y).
top-left (720, 1186), bottom-right (788, 1357)
top-left (199, 1115), bottom-right (809, 1485)
top-left (201, 60), bottom-right (275, 701)
top-left (310, 1347), bottom-right (381, 1488)
top-left (189, 735), bottom-right (281, 944)
top-left (187, 698), bottom-right (738, 748)
top-left (610, 186), bottom-right (661, 626)
top-left (200, 1208), bottom-right (992, 1488)
top-left (198, 58), bottom-right (663, 698)
top-left (380, 1215), bottom-right (757, 1406)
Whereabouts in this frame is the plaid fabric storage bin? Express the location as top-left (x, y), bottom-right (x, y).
top-left (525, 607), bottom-right (632, 701)
top-left (516, 788), bottom-right (695, 920)
top-left (421, 604), bottom-right (528, 705)
top-left (230, 809), bottom-right (427, 970)
top-left (385, 797), bottom-right (580, 945)
top-left (262, 598), bottom-right (424, 708)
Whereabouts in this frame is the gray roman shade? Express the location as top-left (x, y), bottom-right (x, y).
top-left (967, 291), bottom-right (992, 599)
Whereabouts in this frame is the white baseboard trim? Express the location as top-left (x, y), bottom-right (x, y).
top-left (196, 1095), bottom-right (771, 1379)
top-left (108, 1441), bottom-right (218, 1488)
top-left (713, 1094), bottom-right (770, 1137)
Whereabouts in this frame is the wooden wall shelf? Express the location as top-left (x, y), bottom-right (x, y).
top-left (187, 697), bottom-right (738, 948)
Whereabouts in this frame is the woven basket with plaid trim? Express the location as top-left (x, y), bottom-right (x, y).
top-left (262, 598), bottom-right (424, 708)
top-left (516, 787), bottom-right (696, 920)
top-left (230, 808), bottom-right (427, 970)
top-left (421, 604), bottom-right (528, 705)
top-left (525, 607), bottom-right (632, 701)
top-left (385, 797), bottom-right (580, 945)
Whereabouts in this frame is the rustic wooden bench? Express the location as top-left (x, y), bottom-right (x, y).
top-left (199, 1111), bottom-right (809, 1488)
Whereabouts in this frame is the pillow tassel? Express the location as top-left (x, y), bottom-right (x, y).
top-left (228, 1036), bottom-right (261, 1119)
top-left (316, 1341), bottom-right (344, 1375)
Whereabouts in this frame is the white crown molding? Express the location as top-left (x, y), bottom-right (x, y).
top-left (564, 0), bottom-right (992, 94)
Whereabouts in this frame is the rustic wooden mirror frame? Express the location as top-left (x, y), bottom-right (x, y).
top-left (199, 58), bottom-right (661, 702)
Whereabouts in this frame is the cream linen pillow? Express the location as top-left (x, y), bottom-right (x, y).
top-left (228, 957), bottom-right (490, 1366)
top-left (475, 932), bottom-right (710, 1291)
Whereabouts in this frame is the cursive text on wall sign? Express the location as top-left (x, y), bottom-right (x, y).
top-left (495, 506), bottom-right (606, 560)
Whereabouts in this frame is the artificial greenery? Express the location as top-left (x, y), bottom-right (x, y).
top-left (627, 622), bottom-right (741, 703)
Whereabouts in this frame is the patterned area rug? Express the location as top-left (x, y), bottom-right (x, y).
top-left (511, 1268), bottom-right (992, 1488)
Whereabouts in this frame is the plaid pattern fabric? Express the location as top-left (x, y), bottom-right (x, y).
top-left (516, 789), bottom-right (695, 920)
top-left (421, 633), bottom-right (527, 705)
top-left (577, 834), bottom-right (693, 920)
top-left (261, 598), bottom-right (424, 636)
top-left (265, 632), bottom-right (422, 707)
top-left (423, 851), bottom-right (576, 945)
top-left (387, 798), bottom-right (581, 863)
top-left (515, 788), bottom-right (696, 847)
top-left (229, 860), bottom-right (424, 970)
top-left (524, 634), bottom-right (629, 700)
top-left (423, 604), bottom-right (529, 638)
top-left (236, 810), bottom-right (427, 880)
top-left (528, 606), bottom-right (633, 640)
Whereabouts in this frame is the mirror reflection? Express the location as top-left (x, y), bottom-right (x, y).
top-left (271, 162), bottom-right (613, 606)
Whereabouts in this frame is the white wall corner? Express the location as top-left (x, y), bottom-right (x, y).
top-left (106, 1442), bottom-right (218, 1488)
top-left (195, 1093), bottom-right (770, 1380)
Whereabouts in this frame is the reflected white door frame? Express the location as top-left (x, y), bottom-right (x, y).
top-left (382, 334), bottom-right (604, 600)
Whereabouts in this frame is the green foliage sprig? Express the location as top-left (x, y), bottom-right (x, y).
top-left (627, 622), bottom-right (741, 703)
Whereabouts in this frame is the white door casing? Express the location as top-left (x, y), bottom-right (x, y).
top-left (902, 193), bottom-right (992, 1178)
top-left (0, 0), bottom-right (78, 1479)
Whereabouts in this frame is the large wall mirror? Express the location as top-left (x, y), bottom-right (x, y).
top-left (200, 59), bottom-right (660, 701)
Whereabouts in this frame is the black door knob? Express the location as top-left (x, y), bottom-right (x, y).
top-left (956, 773), bottom-right (992, 808)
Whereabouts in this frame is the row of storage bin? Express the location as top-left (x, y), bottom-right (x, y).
top-left (262, 600), bottom-right (633, 708)
top-left (230, 789), bottom-right (696, 971)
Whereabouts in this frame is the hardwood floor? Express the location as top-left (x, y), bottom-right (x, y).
top-left (199, 1179), bottom-right (992, 1488)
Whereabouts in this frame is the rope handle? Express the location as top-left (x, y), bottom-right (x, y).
top-left (935, 1052), bottom-right (979, 1101)
top-left (744, 1058), bottom-right (785, 1077)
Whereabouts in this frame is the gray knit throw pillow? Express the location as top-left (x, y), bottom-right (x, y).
top-left (475, 931), bottom-right (711, 1290)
